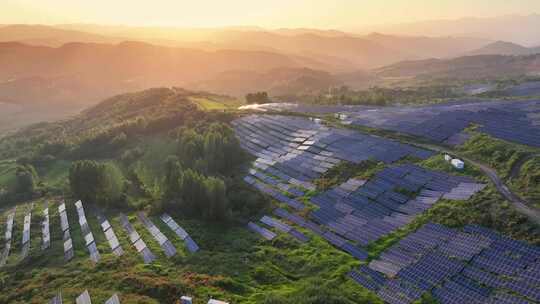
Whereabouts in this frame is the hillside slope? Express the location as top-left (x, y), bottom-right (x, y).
top-left (375, 54), bottom-right (540, 79)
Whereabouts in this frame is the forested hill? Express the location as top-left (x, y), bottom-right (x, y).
top-left (0, 87), bottom-right (235, 160)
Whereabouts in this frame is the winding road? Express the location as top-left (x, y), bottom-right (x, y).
top-left (417, 143), bottom-right (540, 224)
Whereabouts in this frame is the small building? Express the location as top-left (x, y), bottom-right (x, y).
top-left (180, 296), bottom-right (193, 304)
top-left (444, 154), bottom-right (452, 162)
top-left (451, 159), bottom-right (465, 170)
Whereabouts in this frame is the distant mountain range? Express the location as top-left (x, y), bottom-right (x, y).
top-left (0, 24), bottom-right (492, 70)
top-left (361, 14), bottom-right (540, 46)
top-left (2, 20), bottom-right (540, 133)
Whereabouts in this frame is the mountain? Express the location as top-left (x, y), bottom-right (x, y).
top-left (191, 67), bottom-right (343, 96)
top-left (361, 14), bottom-right (540, 46)
top-left (0, 24), bottom-right (121, 47)
top-left (56, 25), bottom-right (489, 69)
top-left (0, 41), bottom-right (317, 106)
top-left (363, 32), bottom-right (491, 59)
top-left (375, 54), bottom-right (540, 80)
top-left (466, 41), bottom-right (540, 56)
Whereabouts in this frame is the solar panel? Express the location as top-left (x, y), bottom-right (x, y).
top-left (105, 294), bottom-right (121, 304)
top-left (247, 222), bottom-right (277, 240)
top-left (49, 292), bottom-right (63, 304)
top-left (76, 290), bottom-right (92, 304)
top-left (75, 201), bottom-right (100, 263)
top-left (137, 212), bottom-right (177, 258)
top-left (42, 204), bottom-right (51, 250)
top-left (20, 208), bottom-right (32, 260)
top-left (160, 213), bottom-right (199, 253)
top-left (96, 212), bottom-right (124, 256)
top-left (119, 213), bottom-right (156, 263)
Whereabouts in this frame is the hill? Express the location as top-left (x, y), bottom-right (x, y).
top-left (466, 41), bottom-right (540, 56)
top-left (191, 67), bottom-right (343, 96)
top-left (375, 54), bottom-right (540, 80)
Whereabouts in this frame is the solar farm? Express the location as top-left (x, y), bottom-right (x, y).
top-left (346, 99), bottom-right (540, 147)
top-left (0, 200), bottom-right (200, 302)
top-left (234, 113), bottom-right (540, 304)
top-left (350, 223), bottom-right (540, 304)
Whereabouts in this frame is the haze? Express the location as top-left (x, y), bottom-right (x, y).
top-left (3, 0), bottom-right (540, 29)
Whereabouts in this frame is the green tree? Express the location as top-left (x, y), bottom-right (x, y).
top-left (69, 160), bottom-right (125, 206)
top-left (246, 92), bottom-right (271, 104)
top-left (14, 164), bottom-right (38, 195)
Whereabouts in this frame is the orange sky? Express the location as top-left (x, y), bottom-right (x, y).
top-left (2, 0), bottom-right (539, 29)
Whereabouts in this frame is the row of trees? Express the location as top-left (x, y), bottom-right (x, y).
top-left (245, 92), bottom-right (271, 104)
top-left (287, 85), bottom-right (461, 106)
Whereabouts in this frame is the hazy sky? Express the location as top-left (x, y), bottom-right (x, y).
top-left (2, 0), bottom-right (540, 29)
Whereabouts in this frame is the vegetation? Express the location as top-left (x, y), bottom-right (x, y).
top-left (280, 85), bottom-right (462, 107)
top-left (69, 160), bottom-right (126, 207)
top-left (1, 86), bottom-right (539, 303)
top-left (245, 92), bottom-right (271, 104)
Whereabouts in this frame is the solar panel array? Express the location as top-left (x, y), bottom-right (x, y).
top-left (247, 222), bottom-right (277, 241)
top-left (260, 215), bottom-right (309, 243)
top-left (119, 213), bottom-right (156, 263)
top-left (160, 213), bottom-right (200, 253)
top-left (273, 208), bottom-right (368, 261)
top-left (59, 202), bottom-right (74, 262)
top-left (310, 164), bottom-right (485, 246)
top-left (42, 203), bottom-right (51, 250)
top-left (20, 207), bottom-right (32, 260)
top-left (348, 223), bottom-right (540, 304)
top-left (234, 115), bottom-right (433, 211)
top-left (0, 208), bottom-right (16, 266)
top-left (52, 291), bottom-right (120, 304)
top-left (137, 212), bottom-right (176, 258)
top-left (505, 81), bottom-right (540, 97)
top-left (96, 212), bottom-right (124, 256)
top-left (347, 99), bottom-right (540, 147)
top-left (75, 200), bottom-right (100, 263)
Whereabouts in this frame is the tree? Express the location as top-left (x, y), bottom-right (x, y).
top-left (203, 177), bottom-right (231, 221)
top-left (163, 156), bottom-right (184, 201)
top-left (246, 92), bottom-right (271, 104)
top-left (69, 160), bottom-right (125, 206)
top-left (14, 164), bottom-right (38, 195)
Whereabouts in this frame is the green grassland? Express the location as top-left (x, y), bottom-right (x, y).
top-left (189, 95), bottom-right (243, 111)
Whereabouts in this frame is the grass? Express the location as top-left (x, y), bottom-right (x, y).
top-left (0, 197), bottom-right (385, 303)
top-left (190, 97), bottom-right (242, 111)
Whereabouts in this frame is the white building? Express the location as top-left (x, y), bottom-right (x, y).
top-left (451, 159), bottom-right (465, 170)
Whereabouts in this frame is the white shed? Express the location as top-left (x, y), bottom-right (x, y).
top-left (451, 159), bottom-right (465, 170)
top-left (444, 154), bottom-right (452, 162)
top-left (180, 296), bottom-right (193, 304)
